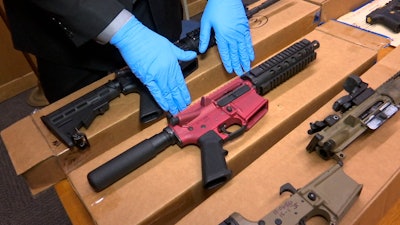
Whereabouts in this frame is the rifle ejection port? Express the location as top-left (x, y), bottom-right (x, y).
top-left (365, 103), bottom-right (399, 130)
top-left (217, 85), bottom-right (251, 107)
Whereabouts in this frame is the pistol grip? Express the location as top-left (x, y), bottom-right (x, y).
top-left (138, 85), bottom-right (164, 123)
top-left (198, 130), bottom-right (232, 189)
top-left (366, 6), bottom-right (400, 33)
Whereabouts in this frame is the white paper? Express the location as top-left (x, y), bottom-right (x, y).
top-left (337, 0), bottom-right (400, 47)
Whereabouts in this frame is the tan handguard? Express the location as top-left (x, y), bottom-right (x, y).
top-left (306, 72), bottom-right (400, 162)
top-left (220, 163), bottom-right (362, 225)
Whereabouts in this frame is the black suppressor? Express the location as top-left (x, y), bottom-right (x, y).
top-left (87, 128), bottom-right (177, 192)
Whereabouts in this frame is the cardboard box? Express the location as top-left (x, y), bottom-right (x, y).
top-left (304, 0), bottom-right (370, 23)
top-left (336, 0), bottom-right (400, 47)
top-left (177, 44), bottom-right (400, 225)
top-left (66, 21), bottom-right (385, 225)
top-left (0, 0), bottom-right (321, 195)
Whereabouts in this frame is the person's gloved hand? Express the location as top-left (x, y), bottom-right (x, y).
top-left (110, 17), bottom-right (197, 115)
top-left (199, 0), bottom-right (255, 76)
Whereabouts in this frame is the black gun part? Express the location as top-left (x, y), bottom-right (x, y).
top-left (242, 0), bottom-right (259, 6)
top-left (242, 39), bottom-right (320, 95)
top-left (332, 75), bottom-right (375, 113)
top-left (174, 27), bottom-right (216, 54)
top-left (40, 69), bottom-right (159, 149)
top-left (366, 0), bottom-right (400, 33)
top-left (307, 114), bottom-right (340, 134)
top-left (245, 0), bottom-right (280, 19)
top-left (87, 127), bottom-right (178, 192)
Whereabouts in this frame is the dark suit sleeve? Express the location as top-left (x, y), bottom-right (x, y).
top-left (29, 0), bottom-right (129, 46)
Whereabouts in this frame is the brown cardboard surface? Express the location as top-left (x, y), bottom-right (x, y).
top-left (305, 0), bottom-right (370, 23)
top-left (0, 0), bottom-right (320, 194)
top-left (2, 116), bottom-right (51, 175)
top-left (316, 20), bottom-right (390, 51)
top-left (177, 45), bottom-right (400, 225)
top-left (186, 0), bottom-right (206, 18)
top-left (0, 71), bottom-right (38, 103)
top-left (67, 23), bottom-right (381, 225)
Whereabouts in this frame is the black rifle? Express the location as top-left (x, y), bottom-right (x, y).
top-left (41, 29), bottom-right (218, 149)
top-left (366, 0), bottom-right (400, 33)
top-left (245, 0), bottom-right (280, 19)
top-left (174, 27), bottom-right (216, 54)
top-left (41, 68), bottom-right (161, 149)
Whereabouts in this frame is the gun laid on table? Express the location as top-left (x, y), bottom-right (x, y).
top-left (306, 72), bottom-right (400, 162)
top-left (245, 0), bottom-right (280, 19)
top-left (87, 39), bottom-right (320, 192)
top-left (40, 68), bottom-right (165, 149)
top-left (220, 163), bottom-right (363, 225)
top-left (366, 0), bottom-right (400, 33)
top-left (40, 27), bottom-right (221, 149)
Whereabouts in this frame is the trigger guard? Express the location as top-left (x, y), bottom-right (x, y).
top-left (279, 183), bottom-right (297, 195)
top-left (219, 124), bottom-right (247, 142)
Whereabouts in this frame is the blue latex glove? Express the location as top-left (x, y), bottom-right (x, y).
top-left (111, 17), bottom-right (197, 115)
top-left (199, 0), bottom-right (255, 76)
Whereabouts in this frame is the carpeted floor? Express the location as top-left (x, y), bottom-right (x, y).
top-left (0, 89), bottom-right (71, 225)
